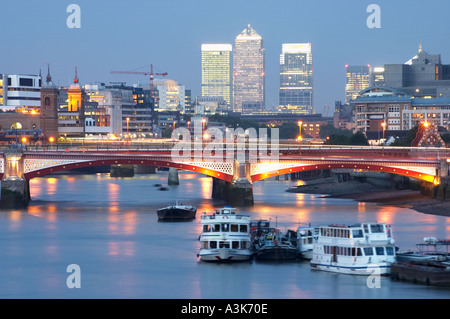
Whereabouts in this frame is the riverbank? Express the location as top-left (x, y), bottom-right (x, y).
top-left (287, 179), bottom-right (450, 217)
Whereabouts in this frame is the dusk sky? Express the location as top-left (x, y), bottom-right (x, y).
top-left (2, 0), bottom-right (450, 114)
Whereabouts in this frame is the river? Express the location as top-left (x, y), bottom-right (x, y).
top-left (0, 171), bottom-right (449, 299)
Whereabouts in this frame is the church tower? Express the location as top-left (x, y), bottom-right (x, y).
top-left (40, 63), bottom-right (59, 142)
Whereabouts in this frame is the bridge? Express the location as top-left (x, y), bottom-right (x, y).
top-left (0, 144), bottom-right (449, 208)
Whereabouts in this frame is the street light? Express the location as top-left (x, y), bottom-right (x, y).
top-left (298, 121), bottom-right (303, 155)
top-left (381, 121), bottom-right (386, 156)
top-left (126, 117), bottom-right (130, 151)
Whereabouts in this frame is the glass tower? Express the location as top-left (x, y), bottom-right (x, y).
top-left (345, 65), bottom-right (371, 103)
top-left (279, 43), bottom-right (313, 114)
top-left (201, 44), bottom-right (232, 107)
top-left (233, 25), bottom-right (265, 113)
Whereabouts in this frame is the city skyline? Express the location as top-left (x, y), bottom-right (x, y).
top-left (1, 0), bottom-right (450, 115)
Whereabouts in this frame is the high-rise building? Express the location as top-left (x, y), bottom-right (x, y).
top-left (201, 44), bottom-right (232, 107)
top-left (345, 65), bottom-right (371, 103)
top-left (233, 25), bottom-right (265, 113)
top-left (279, 43), bottom-right (313, 114)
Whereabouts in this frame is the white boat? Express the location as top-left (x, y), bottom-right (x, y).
top-left (296, 225), bottom-right (319, 260)
top-left (198, 207), bottom-right (252, 262)
top-left (396, 237), bottom-right (450, 262)
top-left (311, 223), bottom-right (396, 275)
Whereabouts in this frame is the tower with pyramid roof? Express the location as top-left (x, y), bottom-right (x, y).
top-left (233, 25), bottom-right (265, 113)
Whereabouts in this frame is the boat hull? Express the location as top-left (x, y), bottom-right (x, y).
top-left (198, 249), bottom-right (252, 262)
top-left (254, 247), bottom-right (298, 261)
top-left (391, 261), bottom-right (450, 286)
top-left (157, 207), bottom-right (196, 221)
top-left (310, 262), bottom-right (391, 275)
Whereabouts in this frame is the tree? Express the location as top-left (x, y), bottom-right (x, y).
top-left (348, 131), bottom-right (369, 145)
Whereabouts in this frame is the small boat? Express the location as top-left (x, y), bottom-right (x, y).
top-left (396, 237), bottom-right (450, 262)
top-left (197, 207), bottom-right (252, 262)
top-left (296, 224), bottom-right (319, 260)
top-left (311, 222), bottom-right (396, 275)
top-left (391, 260), bottom-right (450, 286)
top-left (252, 228), bottom-right (298, 261)
top-left (157, 202), bottom-right (197, 221)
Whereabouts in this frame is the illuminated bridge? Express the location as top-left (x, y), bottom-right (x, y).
top-left (0, 144), bottom-right (449, 207)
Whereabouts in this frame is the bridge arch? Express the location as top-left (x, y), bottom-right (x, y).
top-left (22, 157), bottom-right (234, 182)
top-left (251, 162), bottom-right (438, 184)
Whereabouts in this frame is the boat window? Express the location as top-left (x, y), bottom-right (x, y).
top-left (219, 241), bottom-right (230, 249)
top-left (363, 247), bottom-right (374, 256)
top-left (203, 225), bottom-right (211, 232)
top-left (202, 241), bottom-right (208, 249)
top-left (230, 224), bottom-right (239, 232)
top-left (352, 229), bottom-right (364, 238)
top-left (345, 230), bottom-right (349, 238)
top-left (232, 241), bottom-right (239, 249)
top-left (240, 225), bottom-right (248, 233)
top-left (210, 241), bottom-right (217, 249)
top-left (241, 241), bottom-right (248, 249)
top-left (221, 224), bottom-right (229, 232)
top-left (371, 224), bottom-right (384, 233)
top-left (351, 248), bottom-right (356, 256)
top-left (213, 224), bottom-right (221, 232)
top-left (386, 247), bottom-right (394, 256)
top-left (357, 248), bottom-right (362, 256)
top-left (375, 247), bottom-right (385, 255)
top-left (363, 224), bottom-right (369, 233)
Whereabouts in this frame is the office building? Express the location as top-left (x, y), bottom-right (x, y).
top-left (279, 43), bottom-right (314, 114)
top-left (345, 65), bottom-right (371, 103)
top-left (233, 25), bottom-right (265, 113)
top-left (201, 44), bottom-right (232, 107)
top-left (0, 73), bottom-right (41, 111)
top-left (371, 44), bottom-right (450, 98)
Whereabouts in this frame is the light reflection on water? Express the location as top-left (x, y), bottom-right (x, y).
top-left (0, 172), bottom-right (450, 298)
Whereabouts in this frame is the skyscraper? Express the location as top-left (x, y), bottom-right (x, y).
top-left (279, 43), bottom-right (313, 114)
top-left (201, 44), bottom-right (232, 107)
top-left (233, 25), bottom-right (265, 113)
top-left (345, 65), bottom-right (371, 103)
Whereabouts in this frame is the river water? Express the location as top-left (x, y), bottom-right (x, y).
top-left (0, 171), bottom-right (449, 299)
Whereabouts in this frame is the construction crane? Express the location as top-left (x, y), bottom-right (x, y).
top-left (111, 64), bottom-right (168, 99)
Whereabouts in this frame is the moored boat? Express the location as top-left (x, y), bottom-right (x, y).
top-left (396, 237), bottom-right (450, 262)
top-left (296, 224), bottom-right (319, 260)
top-left (198, 207), bottom-right (252, 262)
top-left (252, 228), bottom-right (298, 261)
top-left (311, 222), bottom-right (396, 275)
top-left (157, 202), bottom-right (197, 221)
top-left (391, 260), bottom-right (450, 286)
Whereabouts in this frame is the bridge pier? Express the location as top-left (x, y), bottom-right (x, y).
top-left (168, 168), bottom-right (179, 185)
top-left (0, 148), bottom-right (30, 208)
top-left (211, 160), bottom-right (254, 207)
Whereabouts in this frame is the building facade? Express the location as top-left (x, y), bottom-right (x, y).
top-left (345, 65), bottom-right (371, 103)
top-left (351, 87), bottom-right (450, 133)
top-left (279, 43), bottom-right (314, 114)
top-left (233, 25), bottom-right (265, 113)
top-left (201, 44), bottom-right (232, 108)
top-left (0, 73), bottom-right (41, 111)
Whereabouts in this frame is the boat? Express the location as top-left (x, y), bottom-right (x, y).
top-left (396, 237), bottom-right (450, 262)
top-left (197, 207), bottom-right (252, 262)
top-left (252, 227), bottom-right (298, 261)
top-left (157, 202), bottom-right (197, 221)
top-left (391, 260), bottom-right (450, 286)
top-left (296, 225), bottom-right (319, 260)
top-left (310, 222), bottom-right (396, 275)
